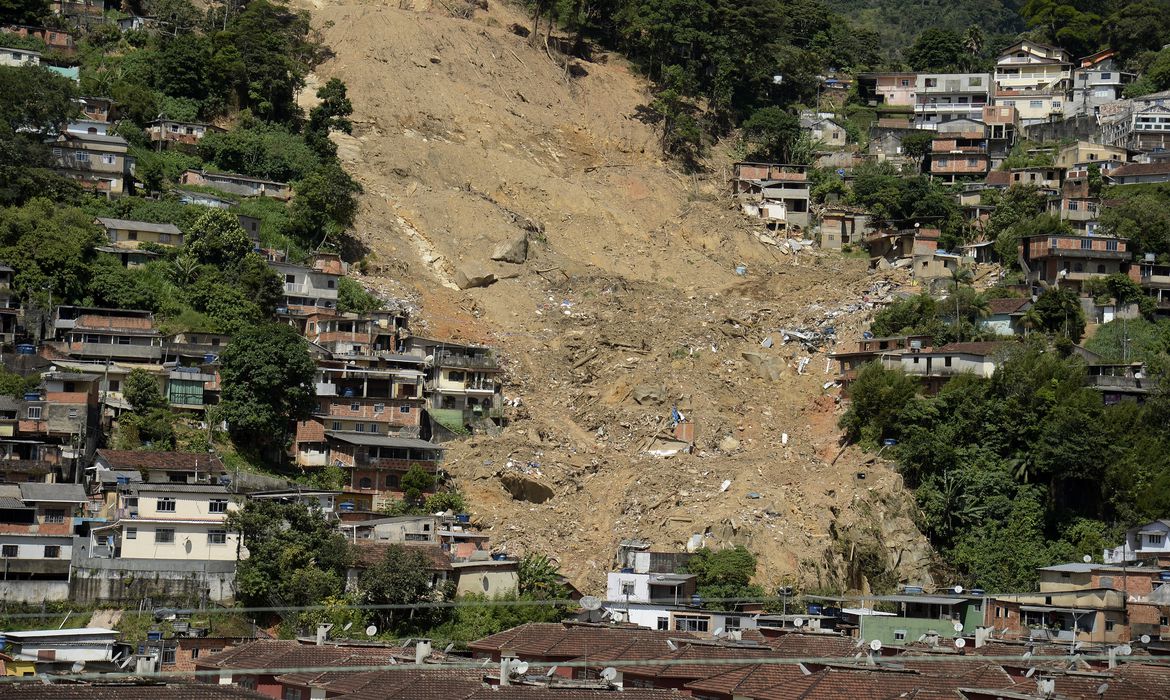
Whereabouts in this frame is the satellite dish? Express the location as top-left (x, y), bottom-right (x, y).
top-left (953, 622), bottom-right (964, 633)
top-left (511, 661), bottom-right (530, 676)
top-left (798, 663), bottom-right (812, 676)
top-left (580, 595), bottom-right (602, 611)
top-left (365, 625), bottom-right (378, 637)
top-left (666, 640), bottom-right (678, 651)
top-left (1118, 645), bottom-right (1132, 656)
top-left (713, 627), bottom-right (724, 637)
top-left (1096, 683), bottom-right (1110, 695)
top-left (793, 618), bottom-right (805, 628)
top-left (954, 638), bottom-right (967, 649)
top-left (1141, 635), bottom-right (1152, 644)
top-left (1025, 668), bottom-right (1036, 678)
top-left (445, 643), bottom-right (455, 653)
top-left (917, 634), bottom-right (926, 643)
top-left (600, 667), bottom-right (618, 682)
top-left (1073, 641), bottom-right (1084, 652)
top-left (953, 585), bottom-right (964, 595)
top-left (611, 612), bottom-right (625, 623)
top-left (1023, 651), bottom-right (1032, 659)
top-left (71, 661), bottom-right (85, 673)
top-left (546, 666), bottom-right (558, 677)
top-left (869, 640), bottom-right (882, 652)
top-left (342, 622), bottom-right (353, 632)
top-left (1083, 555), bottom-right (1093, 563)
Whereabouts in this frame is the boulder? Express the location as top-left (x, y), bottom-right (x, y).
top-left (491, 233), bottom-right (529, 264)
top-left (455, 266), bottom-right (498, 289)
top-left (740, 351), bottom-right (785, 381)
top-left (632, 384), bottom-right (667, 405)
top-left (500, 472), bottom-right (555, 504)
top-left (718, 435), bottom-right (740, 452)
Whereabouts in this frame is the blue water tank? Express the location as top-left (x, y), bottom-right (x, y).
top-left (1160, 572), bottom-right (1170, 582)
top-left (903, 585), bottom-right (923, 594)
top-left (204, 354), bottom-right (217, 364)
top-left (23, 392), bottom-right (40, 401)
top-left (15, 344), bottom-right (34, 355)
top-left (147, 631), bottom-right (162, 641)
top-left (807, 603), bottom-right (823, 616)
top-left (620, 567), bottom-right (634, 574)
top-left (456, 513), bottom-right (470, 524)
top-left (339, 501), bottom-right (355, 512)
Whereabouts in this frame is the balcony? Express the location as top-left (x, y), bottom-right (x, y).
top-left (435, 352), bottom-right (500, 370)
top-left (64, 342), bottom-right (162, 361)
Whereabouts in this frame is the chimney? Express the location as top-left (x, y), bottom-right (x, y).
top-left (500, 652), bottom-right (516, 686)
top-left (415, 639), bottom-right (432, 665)
top-left (315, 623), bottom-right (332, 646)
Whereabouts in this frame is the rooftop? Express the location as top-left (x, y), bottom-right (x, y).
top-left (95, 450), bottom-right (226, 472)
top-left (93, 217), bottom-right (182, 235)
top-left (18, 482), bottom-right (87, 504)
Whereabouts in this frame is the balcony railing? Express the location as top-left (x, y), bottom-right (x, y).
top-left (435, 352), bottom-right (499, 370)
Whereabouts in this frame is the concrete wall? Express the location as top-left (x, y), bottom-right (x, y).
top-left (69, 554), bottom-right (236, 603)
top-left (0, 579), bottom-right (70, 603)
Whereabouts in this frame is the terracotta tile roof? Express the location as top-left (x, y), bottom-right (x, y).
top-left (932, 341), bottom-right (1012, 356)
top-left (1110, 161), bottom-right (1170, 179)
top-left (96, 450), bottom-right (226, 472)
top-left (351, 540), bottom-right (453, 571)
top-left (195, 639), bottom-right (400, 672)
top-left (985, 171), bottom-right (1010, 186)
top-left (745, 665), bottom-right (1012, 700)
top-left (309, 668), bottom-right (485, 700)
top-left (684, 661), bottom-right (811, 696)
top-left (765, 632), bottom-right (859, 658)
top-left (469, 623), bottom-right (695, 659)
top-left (74, 314), bottom-right (156, 332)
top-left (465, 688), bottom-right (684, 700)
top-left (622, 642), bottom-right (778, 680)
top-left (986, 297), bottom-right (1030, 315)
top-left (0, 684), bottom-right (270, 700)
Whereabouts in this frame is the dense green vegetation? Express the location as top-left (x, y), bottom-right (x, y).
top-left (841, 340), bottom-right (1170, 590)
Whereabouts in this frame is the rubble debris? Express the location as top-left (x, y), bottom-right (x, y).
top-left (500, 472), bottom-right (555, 504)
top-left (455, 266), bottom-right (498, 289)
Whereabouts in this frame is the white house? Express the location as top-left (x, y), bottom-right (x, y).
top-left (0, 627), bottom-right (119, 664)
top-left (0, 47), bottom-right (41, 67)
top-left (1103, 520), bottom-right (1170, 563)
top-left (90, 483), bottom-right (241, 561)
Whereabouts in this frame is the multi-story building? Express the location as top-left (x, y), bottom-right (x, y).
top-left (1103, 519), bottom-right (1170, 564)
top-left (20, 369), bottom-right (100, 478)
top-left (927, 125), bottom-right (990, 182)
top-left (730, 163), bottom-right (810, 229)
top-left (1067, 49), bottom-right (1134, 118)
top-left (94, 217), bottom-right (183, 267)
top-left (79, 96), bottom-right (113, 122)
top-left (0, 264), bottom-right (18, 343)
top-left (0, 482), bottom-right (86, 602)
top-left (2, 25), bottom-right (76, 54)
top-left (407, 337), bottom-right (505, 437)
top-left (271, 255), bottom-right (342, 325)
top-left (857, 72), bottom-right (918, 108)
top-left (47, 130), bottom-right (134, 197)
top-left (147, 120), bottom-right (224, 147)
top-left (858, 591), bottom-right (986, 647)
top-left (993, 40), bottom-right (1072, 126)
top-left (1099, 89), bottom-right (1170, 152)
top-left (1019, 234), bottom-right (1130, 293)
top-left (913, 73), bottom-right (990, 130)
top-left (58, 311), bottom-right (162, 363)
top-left (304, 310), bottom-right (409, 357)
top-left (90, 482), bottom-right (240, 561)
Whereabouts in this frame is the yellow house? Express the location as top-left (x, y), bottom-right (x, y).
top-left (91, 483), bottom-right (241, 561)
top-left (994, 40), bottom-right (1072, 125)
top-left (95, 217), bottom-right (183, 248)
top-left (0, 651), bottom-right (37, 677)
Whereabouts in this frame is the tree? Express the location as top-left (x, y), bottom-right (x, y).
top-left (0, 66), bottom-right (79, 135)
top-left (682, 546), bottom-right (764, 604)
top-left (901, 130), bottom-right (934, 173)
top-left (229, 500), bottom-right (352, 609)
top-left (359, 544), bottom-right (447, 633)
top-left (1098, 193), bottom-right (1170, 258)
top-left (400, 464), bottom-right (436, 505)
top-left (0, 199), bottom-right (102, 306)
top-left (219, 322), bottom-right (317, 442)
top-left (839, 361), bottom-right (920, 447)
top-left (1085, 318), bottom-right (1170, 363)
top-left (949, 264), bottom-right (974, 342)
top-left (305, 78), bottom-right (353, 160)
top-left (0, 0), bottom-right (48, 25)
top-left (289, 162), bottom-right (362, 248)
top-left (904, 28), bottom-right (965, 72)
top-left (741, 107), bottom-right (802, 163)
top-left (198, 121), bottom-right (320, 183)
top-left (640, 65), bottom-right (703, 164)
top-left (423, 489), bottom-right (467, 513)
top-left (185, 209), bottom-right (253, 266)
top-left (1032, 287), bottom-right (1087, 342)
top-left (337, 277), bottom-right (382, 314)
top-left (517, 553), bottom-right (567, 599)
top-left (124, 368), bottom-right (167, 412)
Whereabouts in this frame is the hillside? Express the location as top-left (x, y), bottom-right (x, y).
top-left (300, 0), bottom-right (936, 593)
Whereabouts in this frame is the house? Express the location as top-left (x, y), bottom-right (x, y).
top-left (857, 72), bottom-right (918, 108)
top-left (2, 25), bottom-right (75, 54)
top-left (47, 131), bottom-right (133, 197)
top-left (914, 73), bottom-right (991, 129)
top-left (799, 113), bottom-right (847, 148)
top-left (59, 312), bottom-right (162, 362)
top-left (0, 264), bottom-right (18, 342)
top-left (982, 105), bottom-right (1019, 166)
top-left (1099, 88), bottom-right (1170, 152)
top-left (346, 540), bottom-right (452, 591)
top-left (303, 310), bottom-right (410, 357)
top-left (0, 46), bottom-right (40, 66)
top-left (1006, 166), bottom-right (1065, 191)
top-left (180, 169), bottom-right (291, 200)
top-left (338, 514), bottom-right (439, 542)
top-left (92, 449), bottom-right (227, 485)
top-left (1067, 49), bottom-right (1134, 118)
top-left (0, 628), bottom-right (121, 672)
top-left (245, 488), bottom-right (339, 519)
top-left (89, 482), bottom-right (240, 562)
top-left (1103, 520), bottom-right (1170, 564)
top-left (79, 96), bottom-right (113, 122)
top-left (1131, 257), bottom-right (1170, 312)
top-left (1108, 161), bottom-right (1170, 186)
top-left (20, 369), bottom-right (100, 473)
top-left (980, 297), bottom-right (1032, 336)
top-left (271, 258), bottom-right (341, 320)
top-left (1019, 234), bottom-right (1130, 293)
top-left (830, 335), bottom-right (933, 384)
top-left (818, 208), bottom-right (872, 250)
top-left (1086, 362), bottom-right (1152, 405)
top-left (1051, 172), bottom-right (1103, 236)
top-left (867, 118), bottom-right (919, 163)
top-left (857, 592), bottom-right (986, 646)
top-left (95, 217), bottom-right (183, 249)
top-left (0, 482), bottom-right (86, 602)
top-left (407, 337), bottom-right (504, 437)
top-left (892, 341), bottom-right (1009, 394)
top-left (730, 163), bottom-right (811, 229)
top-left (993, 40), bottom-right (1072, 126)
top-left (147, 119), bottom-right (224, 147)
top-left (0, 396), bottom-right (61, 483)
top-left (1055, 141), bottom-right (1128, 171)
top-left (927, 128), bottom-right (990, 182)
top-left (324, 433), bottom-right (444, 511)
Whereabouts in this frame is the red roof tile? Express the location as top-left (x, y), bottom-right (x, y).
top-left (469, 623), bottom-right (695, 659)
top-left (96, 450), bottom-right (226, 473)
top-left (351, 541), bottom-right (453, 571)
top-left (1110, 162), bottom-right (1170, 179)
top-left (986, 297), bottom-right (1030, 315)
top-left (0, 684), bottom-right (270, 700)
top-left (74, 314), bottom-right (156, 332)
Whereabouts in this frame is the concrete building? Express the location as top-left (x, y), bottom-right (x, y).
top-left (891, 341), bottom-right (1009, 394)
top-left (0, 45), bottom-right (40, 66)
top-left (914, 73), bottom-right (991, 129)
top-left (407, 337), bottom-right (504, 437)
top-left (180, 169), bottom-right (291, 200)
top-left (0, 482), bottom-right (86, 602)
top-left (993, 40), bottom-right (1072, 126)
top-left (147, 119), bottom-right (224, 147)
top-left (927, 128), bottom-right (990, 182)
top-left (90, 482), bottom-right (240, 561)
top-left (1103, 519), bottom-right (1170, 564)
top-left (857, 72), bottom-right (918, 108)
top-left (1067, 49), bottom-right (1134, 118)
top-left (48, 130), bottom-right (134, 197)
top-left (857, 593), bottom-right (986, 647)
top-left (1019, 234), bottom-right (1130, 293)
top-left (271, 258), bottom-right (341, 320)
top-left (0, 628), bottom-right (120, 670)
top-left (59, 312), bottom-right (162, 362)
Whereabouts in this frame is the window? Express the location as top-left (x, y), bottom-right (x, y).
top-left (208, 530), bottom-right (227, 545)
top-left (355, 423), bottom-right (365, 433)
top-left (159, 234), bottom-right (170, 244)
top-left (283, 689), bottom-right (302, 700)
top-left (44, 546), bottom-right (60, 558)
top-left (26, 407), bottom-right (41, 420)
top-left (161, 647), bottom-right (176, 665)
top-left (1106, 620), bottom-right (1116, 632)
top-left (1030, 100), bottom-right (1043, 108)
top-left (1106, 239), bottom-right (1119, 252)
top-left (937, 158), bottom-right (948, 168)
top-left (1, 544), bottom-right (16, 557)
top-left (359, 477), bottom-right (372, 489)
top-left (332, 421), bottom-right (341, 431)
top-left (101, 154), bottom-right (116, 165)
top-left (1161, 616), bottom-right (1169, 626)
top-left (386, 474), bottom-right (399, 488)
top-left (894, 630), bottom-right (908, 641)
top-left (191, 648), bottom-right (200, 659)
top-left (657, 617), bottom-right (669, 631)
top-left (900, 79), bottom-right (910, 87)
top-left (448, 371), bottom-right (465, 382)
top-left (967, 158), bottom-right (979, 167)
top-left (368, 423), bottom-right (379, 433)
top-left (327, 279), bottom-right (336, 289)
top-left (374, 403), bottom-right (385, 413)
top-left (44, 509), bottom-right (64, 523)
top-left (156, 528), bottom-right (175, 544)
top-left (925, 78), bottom-right (937, 88)
top-left (1102, 72), bottom-right (1112, 80)
top-left (621, 581), bottom-right (636, 596)
top-left (1081, 238), bottom-right (1092, 250)
top-left (1097, 264), bottom-right (1106, 274)
top-left (1149, 534), bottom-right (1166, 545)
top-left (1068, 200), bottom-right (1079, 211)
top-left (126, 527), bottom-right (137, 540)
top-left (128, 231), bottom-right (138, 241)
top-left (157, 497), bottom-right (176, 512)
top-left (944, 357), bottom-right (953, 367)
top-left (286, 274), bottom-right (296, 283)
top-left (350, 402), bottom-right (360, 411)
top-left (674, 615), bottom-right (710, 633)
top-left (209, 499), bottom-right (228, 514)
top-left (725, 616), bottom-right (742, 631)
top-left (399, 406), bottom-right (411, 414)
top-left (970, 76), bottom-right (983, 86)
top-left (109, 380), bottom-right (120, 392)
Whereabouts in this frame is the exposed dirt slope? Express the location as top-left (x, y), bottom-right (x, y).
top-left (303, 0), bottom-right (938, 593)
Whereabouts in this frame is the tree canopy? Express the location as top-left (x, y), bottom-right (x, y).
top-left (219, 322), bottom-right (317, 442)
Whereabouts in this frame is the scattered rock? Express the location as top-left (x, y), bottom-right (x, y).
top-left (740, 351), bottom-right (786, 381)
top-left (500, 472), bottom-right (555, 504)
top-left (455, 266), bottom-right (498, 289)
top-left (491, 233), bottom-right (529, 264)
top-left (632, 385), bottom-right (667, 406)
top-left (718, 435), bottom-right (740, 452)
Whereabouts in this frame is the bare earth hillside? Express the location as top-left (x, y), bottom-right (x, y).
top-left (301, 0), bottom-right (937, 593)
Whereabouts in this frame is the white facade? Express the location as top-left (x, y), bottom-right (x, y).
top-left (0, 47), bottom-right (41, 66)
top-left (1103, 520), bottom-right (1170, 563)
top-left (272, 262), bottom-right (339, 311)
top-left (2, 628), bottom-right (119, 663)
top-left (94, 484), bottom-right (241, 561)
top-left (0, 533), bottom-right (73, 560)
top-left (914, 73), bottom-right (990, 128)
top-left (893, 350), bottom-right (998, 379)
top-left (994, 41), bottom-right (1071, 125)
top-left (605, 602), bottom-right (759, 636)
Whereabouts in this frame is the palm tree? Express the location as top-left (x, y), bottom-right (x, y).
top-left (1019, 308), bottom-right (1043, 337)
top-left (518, 553), bottom-right (566, 599)
top-left (949, 264), bottom-right (974, 342)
